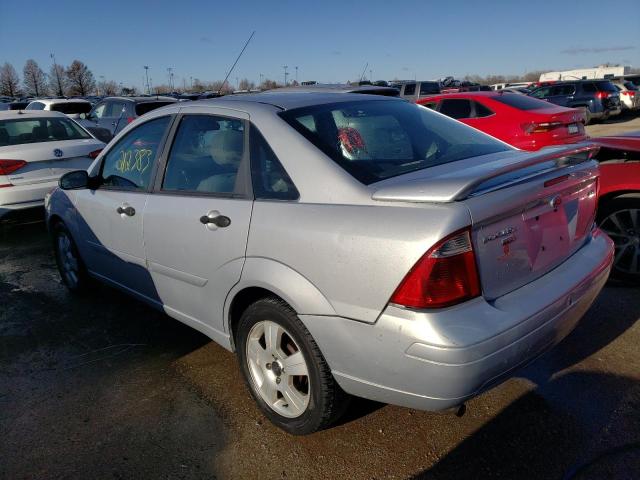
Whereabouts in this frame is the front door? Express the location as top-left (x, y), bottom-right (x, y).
top-left (74, 115), bottom-right (173, 301)
top-left (143, 109), bottom-right (253, 339)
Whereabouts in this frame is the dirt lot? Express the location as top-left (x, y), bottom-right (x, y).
top-left (1, 115), bottom-right (639, 480)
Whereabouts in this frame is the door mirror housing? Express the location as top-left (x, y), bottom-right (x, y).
top-left (59, 170), bottom-right (89, 190)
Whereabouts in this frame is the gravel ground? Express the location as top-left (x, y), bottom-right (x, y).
top-left (1, 115), bottom-right (639, 480)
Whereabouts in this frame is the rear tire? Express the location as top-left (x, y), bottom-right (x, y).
top-left (598, 197), bottom-right (640, 283)
top-left (52, 221), bottom-right (90, 293)
top-left (581, 107), bottom-right (592, 125)
top-left (236, 297), bottom-right (350, 435)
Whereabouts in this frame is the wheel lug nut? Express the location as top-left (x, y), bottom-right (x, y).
top-left (276, 377), bottom-right (281, 384)
top-left (266, 363), bottom-right (271, 370)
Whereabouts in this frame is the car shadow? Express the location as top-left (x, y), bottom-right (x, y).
top-left (411, 371), bottom-right (640, 480)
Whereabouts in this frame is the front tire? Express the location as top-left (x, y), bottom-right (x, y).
top-left (598, 197), bottom-right (640, 283)
top-left (52, 222), bottom-right (90, 293)
top-left (236, 297), bottom-right (349, 435)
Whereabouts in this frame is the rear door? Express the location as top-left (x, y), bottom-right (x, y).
top-left (74, 115), bottom-right (173, 298)
top-left (143, 107), bottom-right (253, 337)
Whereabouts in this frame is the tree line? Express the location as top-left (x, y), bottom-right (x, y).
top-left (0, 59), bottom-right (121, 98)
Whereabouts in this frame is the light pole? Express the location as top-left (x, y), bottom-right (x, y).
top-left (283, 65), bottom-right (288, 86)
top-left (143, 66), bottom-right (150, 94)
top-left (99, 75), bottom-right (105, 95)
top-left (167, 67), bottom-right (173, 91)
top-left (259, 73), bottom-right (264, 87)
top-left (295, 66), bottom-right (298, 84)
top-left (50, 53), bottom-right (64, 97)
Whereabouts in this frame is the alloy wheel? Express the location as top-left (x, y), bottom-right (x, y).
top-left (245, 320), bottom-right (311, 418)
top-left (600, 208), bottom-right (640, 275)
top-left (57, 232), bottom-right (80, 288)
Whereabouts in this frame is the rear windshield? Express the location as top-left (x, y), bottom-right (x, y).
top-left (135, 101), bottom-right (174, 116)
top-left (623, 81), bottom-right (638, 91)
top-left (279, 100), bottom-right (509, 185)
top-left (594, 81), bottom-right (618, 92)
top-left (51, 103), bottom-right (92, 114)
top-left (419, 82), bottom-right (440, 95)
top-left (0, 117), bottom-right (92, 147)
top-left (492, 94), bottom-right (552, 110)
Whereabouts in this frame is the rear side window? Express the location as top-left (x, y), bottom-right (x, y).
top-left (250, 126), bottom-right (298, 200)
top-left (108, 101), bottom-right (128, 117)
top-left (162, 115), bottom-right (244, 194)
top-left (0, 117), bottom-right (92, 147)
top-left (551, 85), bottom-right (575, 95)
top-left (493, 94), bottom-right (554, 110)
top-left (419, 82), bottom-right (440, 95)
top-left (403, 83), bottom-right (416, 96)
top-left (439, 99), bottom-right (472, 119)
top-left (136, 102), bottom-right (174, 116)
top-left (530, 87), bottom-right (551, 98)
top-left (26, 102), bottom-right (45, 110)
top-left (279, 100), bottom-right (509, 184)
top-left (582, 83), bottom-right (597, 93)
top-left (594, 81), bottom-right (617, 92)
top-left (473, 101), bottom-right (493, 117)
top-left (100, 116), bottom-right (171, 190)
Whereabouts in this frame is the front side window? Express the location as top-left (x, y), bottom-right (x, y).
top-left (51, 102), bottom-right (92, 115)
top-left (0, 117), bottom-right (92, 147)
top-left (107, 102), bottom-right (127, 118)
top-left (280, 100), bottom-right (509, 185)
top-left (100, 116), bottom-right (171, 190)
top-left (250, 126), bottom-right (298, 200)
top-left (530, 87), bottom-right (551, 98)
top-left (439, 99), bottom-right (472, 119)
top-left (162, 115), bottom-right (244, 194)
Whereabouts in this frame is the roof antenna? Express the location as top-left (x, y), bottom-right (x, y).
top-left (359, 62), bottom-right (368, 82)
top-left (219, 31), bottom-right (256, 96)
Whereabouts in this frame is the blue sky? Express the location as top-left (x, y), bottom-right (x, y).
top-left (1, 0), bottom-right (638, 90)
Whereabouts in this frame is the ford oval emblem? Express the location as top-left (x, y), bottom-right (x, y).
top-left (53, 149), bottom-right (63, 158)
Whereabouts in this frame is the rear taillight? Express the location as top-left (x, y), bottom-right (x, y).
top-left (390, 229), bottom-right (481, 309)
top-left (622, 91), bottom-right (635, 97)
top-left (521, 121), bottom-right (562, 134)
top-left (88, 149), bottom-right (103, 159)
top-left (0, 159), bottom-right (27, 175)
top-left (596, 91), bottom-right (611, 99)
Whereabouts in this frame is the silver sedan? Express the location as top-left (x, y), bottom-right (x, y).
top-left (46, 93), bottom-right (613, 435)
top-left (0, 110), bottom-right (104, 221)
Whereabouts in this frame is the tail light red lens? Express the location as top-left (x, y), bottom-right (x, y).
top-left (521, 121), bottom-right (562, 134)
top-left (390, 229), bottom-right (481, 309)
top-left (88, 149), bottom-right (103, 159)
top-left (0, 159), bottom-right (27, 175)
top-left (595, 91), bottom-right (611, 99)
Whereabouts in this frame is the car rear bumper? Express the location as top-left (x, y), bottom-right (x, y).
top-left (0, 180), bottom-right (58, 219)
top-left (301, 229), bottom-right (613, 411)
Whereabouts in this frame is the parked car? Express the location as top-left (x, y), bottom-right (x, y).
top-left (589, 131), bottom-right (640, 282)
top-left (25, 98), bottom-right (93, 119)
top-left (46, 93), bottom-right (612, 435)
top-left (391, 80), bottom-right (441, 101)
top-left (612, 80), bottom-right (639, 112)
top-left (78, 96), bottom-right (177, 140)
top-left (0, 111), bottom-right (104, 222)
top-left (274, 84), bottom-right (400, 96)
top-left (490, 82), bottom-right (532, 91)
top-left (0, 101), bottom-right (30, 111)
top-left (528, 80), bottom-right (621, 124)
top-left (417, 92), bottom-right (587, 151)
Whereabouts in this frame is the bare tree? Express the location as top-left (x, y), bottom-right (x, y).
top-left (97, 79), bottom-right (118, 95)
top-left (23, 59), bottom-right (48, 96)
top-left (260, 79), bottom-right (279, 90)
top-left (66, 60), bottom-right (96, 96)
top-left (49, 63), bottom-right (67, 97)
top-left (0, 63), bottom-right (21, 97)
top-left (121, 86), bottom-right (138, 96)
top-left (238, 78), bottom-right (255, 91)
top-left (209, 80), bottom-right (234, 94)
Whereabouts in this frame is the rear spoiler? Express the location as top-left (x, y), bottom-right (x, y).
top-left (371, 143), bottom-right (600, 203)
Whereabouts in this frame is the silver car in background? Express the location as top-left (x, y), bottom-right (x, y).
top-left (46, 93), bottom-right (613, 435)
top-left (0, 111), bottom-right (104, 221)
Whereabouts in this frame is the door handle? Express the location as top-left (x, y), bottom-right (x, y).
top-left (117, 205), bottom-right (136, 216)
top-left (200, 212), bottom-right (231, 228)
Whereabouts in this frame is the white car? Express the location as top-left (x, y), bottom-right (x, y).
top-left (612, 81), bottom-right (640, 111)
top-left (25, 98), bottom-right (93, 119)
top-left (0, 110), bottom-right (104, 221)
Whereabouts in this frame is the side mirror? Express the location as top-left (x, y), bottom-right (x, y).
top-left (59, 170), bottom-right (89, 190)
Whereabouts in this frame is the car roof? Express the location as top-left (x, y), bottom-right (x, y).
top-left (102, 96), bottom-right (178, 104)
top-left (0, 110), bottom-right (68, 120)
top-left (29, 98), bottom-right (91, 106)
top-left (426, 91), bottom-right (501, 99)
top-left (271, 84), bottom-right (399, 95)
top-left (190, 91), bottom-right (403, 112)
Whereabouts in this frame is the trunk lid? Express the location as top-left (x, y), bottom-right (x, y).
top-left (372, 144), bottom-right (600, 299)
top-left (0, 139), bottom-right (103, 186)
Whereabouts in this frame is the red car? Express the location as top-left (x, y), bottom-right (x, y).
top-left (590, 132), bottom-right (640, 282)
top-left (417, 92), bottom-right (587, 151)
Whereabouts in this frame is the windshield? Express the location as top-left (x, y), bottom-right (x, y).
top-left (0, 117), bottom-right (92, 147)
top-left (51, 103), bottom-right (92, 114)
top-left (279, 100), bottom-right (510, 184)
top-left (493, 94), bottom-right (554, 110)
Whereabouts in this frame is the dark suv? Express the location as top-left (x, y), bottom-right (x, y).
top-left (79, 96), bottom-right (177, 141)
top-left (528, 80), bottom-right (621, 124)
